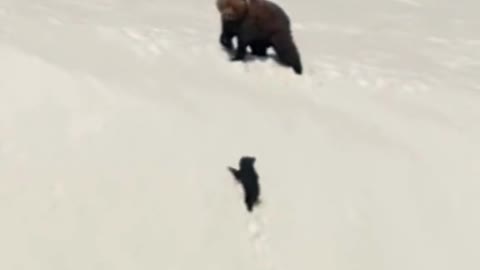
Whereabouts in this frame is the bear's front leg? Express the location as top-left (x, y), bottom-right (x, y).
top-left (250, 40), bottom-right (269, 57)
top-left (231, 22), bottom-right (255, 61)
top-left (231, 40), bottom-right (248, 61)
top-left (220, 19), bottom-right (243, 51)
top-left (219, 19), bottom-right (236, 50)
top-left (220, 33), bottom-right (233, 50)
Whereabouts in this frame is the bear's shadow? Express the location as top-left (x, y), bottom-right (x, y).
top-left (222, 47), bottom-right (288, 68)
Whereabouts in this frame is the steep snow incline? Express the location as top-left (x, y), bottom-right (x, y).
top-left (1, 0), bottom-right (480, 270)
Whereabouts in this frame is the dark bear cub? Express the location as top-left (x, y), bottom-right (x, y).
top-left (228, 156), bottom-right (261, 212)
top-left (216, 0), bottom-right (303, 75)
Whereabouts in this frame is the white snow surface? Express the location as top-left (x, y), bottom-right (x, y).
top-left (1, 0), bottom-right (480, 269)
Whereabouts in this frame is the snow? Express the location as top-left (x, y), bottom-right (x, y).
top-left (1, 0), bottom-right (480, 269)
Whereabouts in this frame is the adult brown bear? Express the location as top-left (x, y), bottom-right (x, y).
top-left (216, 0), bottom-right (303, 75)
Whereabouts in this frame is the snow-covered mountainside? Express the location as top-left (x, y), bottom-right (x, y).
top-left (1, 0), bottom-right (479, 269)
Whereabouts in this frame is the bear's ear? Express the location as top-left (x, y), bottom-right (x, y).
top-left (216, 0), bottom-right (224, 10)
top-left (242, 156), bottom-right (256, 164)
top-left (216, 0), bottom-right (248, 20)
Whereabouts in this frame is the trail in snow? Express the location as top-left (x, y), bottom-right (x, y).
top-left (248, 211), bottom-right (275, 270)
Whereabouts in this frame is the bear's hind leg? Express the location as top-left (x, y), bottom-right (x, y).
top-left (245, 194), bottom-right (255, 212)
top-left (244, 186), bottom-right (259, 212)
top-left (250, 40), bottom-right (269, 57)
top-left (271, 32), bottom-right (303, 74)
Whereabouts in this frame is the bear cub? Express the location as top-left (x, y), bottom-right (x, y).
top-left (228, 156), bottom-right (261, 212)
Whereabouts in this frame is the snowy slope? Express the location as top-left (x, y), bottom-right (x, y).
top-left (1, 0), bottom-right (480, 269)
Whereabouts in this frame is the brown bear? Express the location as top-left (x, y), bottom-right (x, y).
top-left (216, 0), bottom-right (303, 75)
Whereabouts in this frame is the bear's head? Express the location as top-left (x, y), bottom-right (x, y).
top-left (216, 0), bottom-right (249, 21)
top-left (239, 156), bottom-right (256, 169)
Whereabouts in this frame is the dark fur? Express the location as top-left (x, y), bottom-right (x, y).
top-left (220, 19), bottom-right (271, 57)
top-left (228, 156), bottom-right (260, 212)
top-left (219, 0), bottom-right (303, 75)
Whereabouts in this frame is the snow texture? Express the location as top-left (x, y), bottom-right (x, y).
top-left (0, 0), bottom-right (479, 269)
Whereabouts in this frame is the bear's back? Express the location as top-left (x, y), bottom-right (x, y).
top-left (248, 0), bottom-right (291, 34)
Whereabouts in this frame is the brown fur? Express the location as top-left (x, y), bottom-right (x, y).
top-left (216, 0), bottom-right (248, 21)
top-left (216, 0), bottom-right (303, 75)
